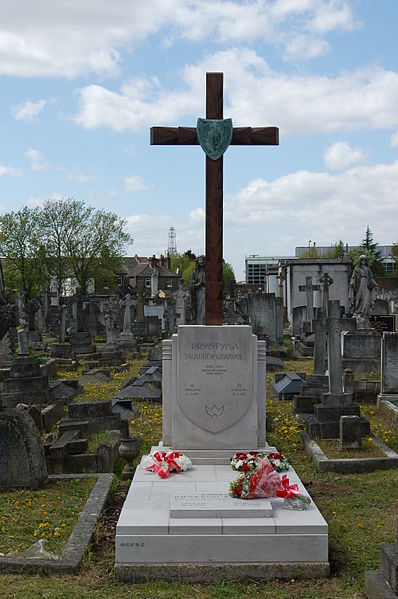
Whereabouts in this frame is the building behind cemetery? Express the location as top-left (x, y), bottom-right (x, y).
top-left (117, 255), bottom-right (180, 295)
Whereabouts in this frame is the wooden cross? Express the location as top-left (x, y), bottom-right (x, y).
top-left (151, 72), bottom-right (279, 325)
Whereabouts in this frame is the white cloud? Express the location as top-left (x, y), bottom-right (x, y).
top-left (75, 49), bottom-right (398, 137)
top-left (0, 164), bottom-right (21, 177)
top-left (26, 148), bottom-right (49, 172)
top-left (323, 141), bottom-right (367, 170)
top-left (68, 172), bottom-right (95, 183)
top-left (124, 175), bottom-right (153, 193)
top-left (190, 207), bottom-right (204, 222)
top-left (123, 158), bottom-right (398, 279)
top-left (11, 99), bottom-right (47, 121)
top-left (0, 1), bottom-right (357, 77)
top-left (221, 159), bottom-right (398, 276)
top-left (390, 130), bottom-right (398, 148)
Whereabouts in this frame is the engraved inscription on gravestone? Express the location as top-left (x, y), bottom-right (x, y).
top-left (176, 326), bottom-right (253, 434)
top-left (170, 492), bottom-right (273, 518)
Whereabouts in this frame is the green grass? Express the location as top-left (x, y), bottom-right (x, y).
top-left (1, 357), bottom-right (398, 598)
top-left (0, 478), bottom-right (96, 556)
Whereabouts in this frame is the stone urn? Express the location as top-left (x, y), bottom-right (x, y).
top-left (119, 436), bottom-right (140, 479)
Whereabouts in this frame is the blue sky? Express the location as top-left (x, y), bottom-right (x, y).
top-left (1, 0), bottom-right (398, 280)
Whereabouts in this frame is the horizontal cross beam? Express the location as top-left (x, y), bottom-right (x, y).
top-left (151, 126), bottom-right (279, 146)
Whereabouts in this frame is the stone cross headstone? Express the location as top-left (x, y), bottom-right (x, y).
top-left (121, 293), bottom-right (133, 334)
top-left (298, 276), bottom-right (320, 323)
top-left (151, 71), bottom-right (279, 325)
top-left (101, 299), bottom-right (117, 344)
top-left (319, 272), bottom-right (334, 316)
top-left (151, 272), bottom-right (158, 298)
top-left (175, 282), bottom-right (187, 327)
top-left (16, 291), bottom-right (27, 329)
top-left (49, 277), bottom-right (60, 307)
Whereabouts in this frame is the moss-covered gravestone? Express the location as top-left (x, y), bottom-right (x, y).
top-left (0, 410), bottom-right (48, 490)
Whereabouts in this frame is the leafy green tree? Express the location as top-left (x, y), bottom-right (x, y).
top-left (298, 245), bottom-right (320, 259)
top-left (60, 201), bottom-right (133, 294)
top-left (323, 240), bottom-right (346, 259)
top-left (170, 252), bottom-right (195, 285)
top-left (38, 198), bottom-right (75, 294)
top-left (223, 261), bottom-right (236, 296)
top-left (350, 226), bottom-right (385, 276)
top-left (0, 207), bottom-right (46, 297)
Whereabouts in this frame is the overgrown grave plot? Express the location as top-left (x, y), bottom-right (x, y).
top-left (0, 477), bottom-right (96, 556)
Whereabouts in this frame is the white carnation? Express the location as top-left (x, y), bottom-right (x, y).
top-left (174, 454), bottom-right (192, 471)
top-left (140, 454), bottom-right (156, 469)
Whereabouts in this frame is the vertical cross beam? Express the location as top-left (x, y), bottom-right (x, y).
top-left (299, 276), bottom-right (320, 323)
top-left (205, 73), bottom-right (223, 325)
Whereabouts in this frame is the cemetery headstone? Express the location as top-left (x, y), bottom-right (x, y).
top-left (308, 301), bottom-right (370, 439)
top-left (0, 409), bottom-right (48, 489)
top-left (298, 276), bottom-right (320, 326)
top-left (319, 272), bottom-right (333, 316)
top-left (117, 293), bottom-right (138, 354)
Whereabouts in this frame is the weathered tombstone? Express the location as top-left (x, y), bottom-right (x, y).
top-left (16, 291), bottom-right (27, 329)
top-left (293, 308), bottom-right (329, 414)
top-left (116, 293), bottom-right (138, 354)
top-left (319, 272), bottom-right (333, 316)
top-left (50, 304), bottom-right (71, 359)
top-left (339, 415), bottom-right (362, 450)
top-left (69, 288), bottom-right (96, 356)
top-left (49, 276), bottom-right (60, 307)
top-left (99, 299), bottom-right (123, 366)
top-left (1, 328), bottom-right (50, 408)
top-left (292, 305), bottom-right (308, 336)
top-left (341, 328), bottom-right (381, 373)
top-left (307, 300), bottom-right (370, 439)
top-left (0, 410), bottom-right (48, 489)
top-left (246, 293), bottom-right (283, 343)
top-left (151, 271), bottom-right (159, 298)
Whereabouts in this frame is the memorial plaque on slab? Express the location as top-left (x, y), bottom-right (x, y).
top-left (170, 492), bottom-right (273, 519)
top-left (370, 315), bottom-right (395, 334)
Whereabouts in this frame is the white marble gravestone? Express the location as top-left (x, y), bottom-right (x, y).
top-left (115, 325), bottom-right (329, 581)
top-left (162, 325), bottom-right (266, 452)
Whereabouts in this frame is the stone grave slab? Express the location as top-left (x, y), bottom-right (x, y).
top-left (115, 448), bottom-right (329, 575)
